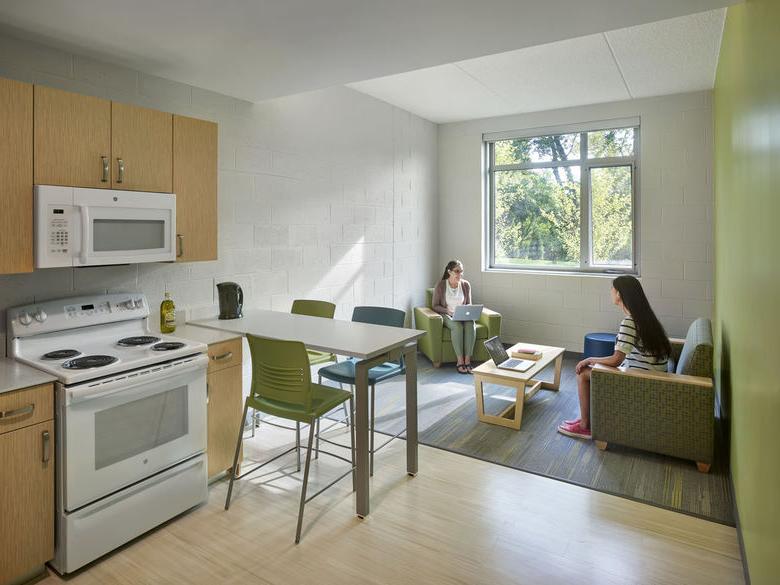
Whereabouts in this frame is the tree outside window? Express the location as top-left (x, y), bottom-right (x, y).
top-left (486, 125), bottom-right (638, 273)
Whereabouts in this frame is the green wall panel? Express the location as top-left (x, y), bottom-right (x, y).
top-left (714, 1), bottom-right (780, 583)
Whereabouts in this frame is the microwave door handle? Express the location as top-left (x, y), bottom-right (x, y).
top-left (79, 205), bottom-right (90, 265)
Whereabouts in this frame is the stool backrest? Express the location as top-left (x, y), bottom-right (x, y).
top-left (291, 299), bottom-right (336, 318)
top-left (247, 334), bottom-right (312, 409)
top-left (351, 305), bottom-right (406, 328)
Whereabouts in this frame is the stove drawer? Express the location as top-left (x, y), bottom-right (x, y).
top-left (207, 338), bottom-right (242, 373)
top-left (0, 384), bottom-right (53, 435)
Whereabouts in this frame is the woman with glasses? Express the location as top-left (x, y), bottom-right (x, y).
top-left (431, 260), bottom-right (476, 374)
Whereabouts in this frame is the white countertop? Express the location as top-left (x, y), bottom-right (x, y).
top-left (0, 358), bottom-right (57, 395)
top-left (189, 310), bottom-right (425, 359)
top-left (173, 324), bottom-right (244, 346)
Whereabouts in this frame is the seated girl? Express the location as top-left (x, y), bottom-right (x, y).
top-left (558, 275), bottom-right (671, 440)
top-left (432, 260), bottom-right (476, 374)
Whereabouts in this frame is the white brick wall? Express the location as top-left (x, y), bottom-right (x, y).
top-left (0, 34), bottom-right (439, 352)
top-left (438, 92), bottom-right (714, 351)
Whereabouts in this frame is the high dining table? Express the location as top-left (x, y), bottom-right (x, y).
top-left (188, 309), bottom-right (426, 518)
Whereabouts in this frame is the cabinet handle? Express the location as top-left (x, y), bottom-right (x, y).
top-left (176, 234), bottom-right (184, 258)
top-left (0, 403), bottom-right (34, 419)
top-left (210, 351), bottom-right (233, 362)
top-left (206, 383), bottom-right (209, 405)
top-left (101, 156), bottom-right (109, 182)
top-left (42, 430), bottom-right (50, 463)
top-left (117, 158), bottom-right (125, 183)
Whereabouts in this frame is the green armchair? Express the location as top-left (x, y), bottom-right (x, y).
top-left (590, 318), bottom-right (715, 472)
top-left (413, 288), bottom-right (502, 367)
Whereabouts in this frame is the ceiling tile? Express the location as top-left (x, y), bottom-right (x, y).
top-left (349, 64), bottom-right (512, 124)
top-left (605, 9), bottom-right (726, 98)
top-left (457, 33), bottom-right (631, 116)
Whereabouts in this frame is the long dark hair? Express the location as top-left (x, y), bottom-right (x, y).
top-left (612, 275), bottom-right (671, 358)
top-left (441, 260), bottom-right (463, 280)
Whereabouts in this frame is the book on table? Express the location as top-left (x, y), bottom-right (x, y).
top-left (510, 347), bottom-right (543, 361)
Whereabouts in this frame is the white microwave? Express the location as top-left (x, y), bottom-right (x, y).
top-left (35, 185), bottom-right (176, 268)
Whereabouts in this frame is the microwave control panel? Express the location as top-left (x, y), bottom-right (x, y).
top-left (47, 206), bottom-right (72, 257)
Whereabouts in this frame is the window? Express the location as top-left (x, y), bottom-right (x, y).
top-left (485, 120), bottom-right (639, 274)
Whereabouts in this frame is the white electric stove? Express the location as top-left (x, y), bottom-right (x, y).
top-left (7, 293), bottom-right (209, 574)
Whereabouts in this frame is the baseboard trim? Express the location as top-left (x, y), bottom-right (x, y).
top-left (730, 474), bottom-right (751, 584)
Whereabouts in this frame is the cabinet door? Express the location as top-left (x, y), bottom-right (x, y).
top-left (207, 365), bottom-right (243, 478)
top-left (112, 102), bottom-right (172, 192)
top-left (34, 85), bottom-right (111, 188)
top-left (173, 115), bottom-right (218, 262)
top-left (0, 77), bottom-right (33, 274)
top-left (0, 420), bottom-right (54, 584)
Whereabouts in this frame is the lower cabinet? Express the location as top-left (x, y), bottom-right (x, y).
top-left (206, 339), bottom-right (244, 479)
top-left (0, 387), bottom-right (54, 585)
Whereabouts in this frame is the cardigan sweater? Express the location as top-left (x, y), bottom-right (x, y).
top-left (432, 279), bottom-right (472, 315)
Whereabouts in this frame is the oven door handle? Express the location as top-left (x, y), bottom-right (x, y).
top-left (67, 354), bottom-right (208, 405)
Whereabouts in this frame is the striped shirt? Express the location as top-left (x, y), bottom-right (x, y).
top-left (615, 316), bottom-right (668, 371)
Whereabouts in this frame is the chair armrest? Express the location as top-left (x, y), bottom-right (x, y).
top-left (478, 307), bottom-right (502, 337)
top-left (414, 306), bottom-right (443, 364)
top-left (416, 306), bottom-right (442, 322)
top-left (591, 363), bottom-right (712, 387)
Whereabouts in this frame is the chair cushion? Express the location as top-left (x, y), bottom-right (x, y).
top-left (441, 322), bottom-right (488, 341)
top-left (318, 358), bottom-right (404, 386)
top-left (248, 383), bottom-right (351, 422)
top-left (676, 318), bottom-right (713, 378)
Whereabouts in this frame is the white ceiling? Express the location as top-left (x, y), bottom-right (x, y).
top-left (349, 9), bottom-right (727, 123)
top-left (0, 0), bottom-right (736, 103)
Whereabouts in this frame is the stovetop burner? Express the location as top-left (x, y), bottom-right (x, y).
top-left (117, 336), bottom-right (161, 347)
top-left (62, 355), bottom-right (119, 369)
top-left (151, 342), bottom-right (186, 351)
top-left (42, 349), bottom-right (81, 360)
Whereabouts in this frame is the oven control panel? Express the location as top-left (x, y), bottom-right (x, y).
top-left (8, 293), bottom-right (150, 338)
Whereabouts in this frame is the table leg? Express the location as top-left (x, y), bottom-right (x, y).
top-left (540, 353), bottom-right (564, 391)
top-left (354, 360), bottom-right (371, 518)
top-left (404, 345), bottom-right (418, 476)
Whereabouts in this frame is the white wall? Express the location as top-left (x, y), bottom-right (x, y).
top-left (438, 91), bottom-right (713, 351)
top-left (0, 34), bottom-right (438, 353)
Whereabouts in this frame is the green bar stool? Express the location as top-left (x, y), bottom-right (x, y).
top-left (225, 334), bottom-right (355, 544)
top-left (251, 299), bottom-right (338, 440)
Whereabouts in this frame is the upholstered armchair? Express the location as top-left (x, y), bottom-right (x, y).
top-left (590, 318), bottom-right (715, 472)
top-left (414, 288), bottom-right (502, 367)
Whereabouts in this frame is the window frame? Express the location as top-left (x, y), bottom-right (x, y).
top-left (484, 120), bottom-right (640, 276)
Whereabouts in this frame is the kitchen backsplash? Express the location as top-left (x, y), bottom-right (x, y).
top-left (0, 33), bottom-right (439, 355)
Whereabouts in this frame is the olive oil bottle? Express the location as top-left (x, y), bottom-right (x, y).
top-left (160, 291), bottom-right (176, 333)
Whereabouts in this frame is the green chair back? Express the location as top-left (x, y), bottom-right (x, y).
top-left (351, 305), bottom-right (406, 328)
top-left (291, 299), bottom-right (336, 319)
top-left (425, 288), bottom-right (434, 309)
top-left (247, 334), bottom-right (312, 410)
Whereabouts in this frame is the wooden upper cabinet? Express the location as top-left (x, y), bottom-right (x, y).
top-left (0, 77), bottom-right (33, 274)
top-left (173, 115), bottom-right (218, 262)
top-left (112, 102), bottom-right (172, 192)
top-left (34, 85), bottom-right (111, 188)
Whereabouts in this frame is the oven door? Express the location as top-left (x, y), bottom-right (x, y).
top-left (61, 354), bottom-right (207, 512)
top-left (73, 188), bottom-right (176, 266)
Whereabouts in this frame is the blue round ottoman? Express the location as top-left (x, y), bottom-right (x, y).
top-left (583, 332), bottom-right (616, 358)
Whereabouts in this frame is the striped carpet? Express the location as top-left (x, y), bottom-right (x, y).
top-left (366, 352), bottom-right (735, 526)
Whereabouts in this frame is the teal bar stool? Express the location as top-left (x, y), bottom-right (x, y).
top-left (316, 306), bottom-right (406, 476)
top-left (225, 334), bottom-right (355, 544)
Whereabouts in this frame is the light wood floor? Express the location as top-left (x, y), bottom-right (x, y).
top-left (38, 424), bottom-right (744, 585)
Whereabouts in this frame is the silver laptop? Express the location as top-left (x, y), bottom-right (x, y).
top-left (483, 336), bottom-right (534, 372)
top-left (452, 304), bottom-right (483, 321)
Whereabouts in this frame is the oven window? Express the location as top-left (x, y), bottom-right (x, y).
top-left (93, 219), bottom-right (165, 251)
top-left (94, 386), bottom-right (188, 470)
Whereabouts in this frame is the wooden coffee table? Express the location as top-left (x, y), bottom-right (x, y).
top-left (472, 342), bottom-right (565, 430)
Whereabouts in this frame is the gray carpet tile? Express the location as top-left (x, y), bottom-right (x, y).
top-left (353, 352), bottom-right (734, 526)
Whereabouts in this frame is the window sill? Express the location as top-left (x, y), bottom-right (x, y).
top-left (483, 266), bottom-right (638, 278)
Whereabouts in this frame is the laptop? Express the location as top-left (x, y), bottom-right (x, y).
top-left (483, 336), bottom-right (534, 372)
top-left (452, 304), bottom-right (483, 321)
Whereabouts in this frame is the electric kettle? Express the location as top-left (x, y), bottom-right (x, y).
top-left (217, 282), bottom-right (243, 319)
